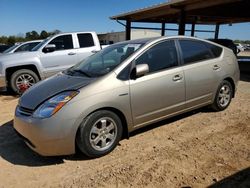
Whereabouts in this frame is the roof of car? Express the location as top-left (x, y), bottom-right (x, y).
top-left (114, 36), bottom-right (217, 46)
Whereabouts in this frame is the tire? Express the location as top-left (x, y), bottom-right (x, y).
top-left (76, 110), bottom-right (123, 158)
top-left (10, 69), bottom-right (39, 94)
top-left (211, 80), bottom-right (233, 111)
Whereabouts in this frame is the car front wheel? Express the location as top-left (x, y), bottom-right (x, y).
top-left (76, 110), bottom-right (123, 158)
top-left (10, 69), bottom-right (39, 94)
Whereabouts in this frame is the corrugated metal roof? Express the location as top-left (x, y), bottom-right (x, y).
top-left (110, 0), bottom-right (250, 24)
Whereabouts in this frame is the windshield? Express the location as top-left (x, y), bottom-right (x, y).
top-left (65, 42), bottom-right (144, 78)
top-left (31, 38), bottom-right (50, 51)
top-left (3, 45), bottom-right (18, 53)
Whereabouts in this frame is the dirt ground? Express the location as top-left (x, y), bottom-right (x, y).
top-left (0, 75), bottom-right (250, 188)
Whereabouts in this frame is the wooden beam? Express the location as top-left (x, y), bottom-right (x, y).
top-left (191, 22), bottom-right (195, 36)
top-left (178, 9), bottom-right (186, 35)
top-left (214, 23), bottom-right (220, 39)
top-left (161, 23), bottom-right (165, 36)
top-left (184, 0), bottom-right (239, 11)
top-left (126, 20), bottom-right (131, 40)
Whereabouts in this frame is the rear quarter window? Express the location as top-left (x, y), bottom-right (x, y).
top-left (205, 43), bottom-right (223, 58)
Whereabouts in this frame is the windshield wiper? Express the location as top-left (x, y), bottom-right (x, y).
top-left (72, 69), bottom-right (91, 77)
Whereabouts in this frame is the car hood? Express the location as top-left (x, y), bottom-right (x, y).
top-left (0, 51), bottom-right (39, 63)
top-left (19, 73), bottom-right (96, 110)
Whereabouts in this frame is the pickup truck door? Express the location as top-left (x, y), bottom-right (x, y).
top-left (74, 33), bottom-right (100, 62)
top-left (40, 34), bottom-right (78, 78)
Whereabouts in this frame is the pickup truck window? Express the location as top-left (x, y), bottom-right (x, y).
top-left (77, 33), bottom-right (94, 48)
top-left (48, 35), bottom-right (73, 51)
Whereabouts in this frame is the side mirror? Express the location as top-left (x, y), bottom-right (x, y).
top-left (136, 64), bottom-right (149, 78)
top-left (43, 44), bottom-right (56, 53)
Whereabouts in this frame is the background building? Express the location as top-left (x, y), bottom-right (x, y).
top-left (98, 29), bottom-right (161, 45)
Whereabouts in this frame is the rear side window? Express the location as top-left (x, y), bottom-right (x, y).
top-left (179, 40), bottom-right (213, 64)
top-left (77, 33), bottom-right (95, 48)
top-left (49, 35), bottom-right (73, 50)
top-left (135, 40), bottom-right (178, 73)
top-left (205, 43), bottom-right (223, 58)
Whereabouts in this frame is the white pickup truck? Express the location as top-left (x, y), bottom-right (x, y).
top-left (0, 31), bottom-right (103, 94)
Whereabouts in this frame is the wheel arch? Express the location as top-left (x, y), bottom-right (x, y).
top-left (75, 106), bottom-right (129, 149)
top-left (5, 64), bottom-right (41, 85)
top-left (224, 77), bottom-right (235, 98)
top-left (74, 106), bottom-right (130, 155)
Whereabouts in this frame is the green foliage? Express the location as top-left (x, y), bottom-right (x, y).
top-left (233, 39), bottom-right (250, 44)
top-left (0, 29), bottom-right (61, 45)
top-left (40, 30), bottom-right (49, 39)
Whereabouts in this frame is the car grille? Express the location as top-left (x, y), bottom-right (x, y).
top-left (17, 106), bottom-right (34, 116)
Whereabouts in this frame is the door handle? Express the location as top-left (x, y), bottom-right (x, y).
top-left (172, 74), bottom-right (183, 81)
top-left (213, 65), bottom-right (220, 70)
top-left (68, 52), bottom-right (76, 56)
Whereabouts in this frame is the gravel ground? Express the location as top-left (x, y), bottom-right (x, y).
top-left (0, 75), bottom-right (249, 188)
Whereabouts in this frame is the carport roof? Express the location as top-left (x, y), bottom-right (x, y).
top-left (110, 0), bottom-right (250, 24)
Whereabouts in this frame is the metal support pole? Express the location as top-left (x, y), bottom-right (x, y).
top-left (214, 24), bottom-right (220, 39)
top-left (161, 23), bottom-right (165, 36)
top-left (191, 22), bottom-right (195, 37)
top-left (126, 20), bottom-right (131, 40)
top-left (178, 9), bottom-right (186, 35)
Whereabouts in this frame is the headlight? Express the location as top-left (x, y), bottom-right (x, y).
top-left (33, 91), bottom-right (79, 119)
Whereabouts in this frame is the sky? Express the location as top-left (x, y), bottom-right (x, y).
top-left (0, 0), bottom-right (250, 40)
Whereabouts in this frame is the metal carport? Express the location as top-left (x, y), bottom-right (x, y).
top-left (110, 0), bottom-right (250, 40)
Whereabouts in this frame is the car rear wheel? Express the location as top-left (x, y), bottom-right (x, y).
top-left (211, 80), bottom-right (233, 111)
top-left (10, 69), bottom-right (39, 94)
top-left (76, 110), bottom-right (123, 158)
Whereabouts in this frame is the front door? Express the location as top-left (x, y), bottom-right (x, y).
top-left (40, 34), bottom-right (78, 78)
top-left (129, 40), bottom-right (185, 127)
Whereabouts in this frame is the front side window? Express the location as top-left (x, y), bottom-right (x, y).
top-left (179, 40), bottom-right (213, 64)
top-left (48, 35), bottom-right (73, 51)
top-left (135, 40), bottom-right (178, 73)
top-left (77, 33), bottom-right (94, 48)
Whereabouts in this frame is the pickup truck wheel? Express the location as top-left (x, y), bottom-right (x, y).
top-left (10, 69), bottom-right (39, 94)
top-left (76, 110), bottom-right (123, 158)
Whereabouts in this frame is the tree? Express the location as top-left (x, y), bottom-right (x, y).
top-left (7, 36), bottom-right (16, 45)
top-left (26, 30), bottom-right (39, 40)
top-left (50, 29), bottom-right (61, 35)
top-left (40, 30), bottom-right (49, 39)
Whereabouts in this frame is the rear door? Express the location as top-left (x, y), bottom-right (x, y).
top-left (129, 40), bottom-right (185, 127)
top-left (74, 33), bottom-right (99, 62)
top-left (178, 39), bottom-right (221, 108)
top-left (40, 34), bottom-right (78, 78)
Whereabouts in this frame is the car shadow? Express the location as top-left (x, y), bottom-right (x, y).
top-left (238, 58), bottom-right (250, 82)
top-left (208, 167), bottom-right (250, 188)
top-left (0, 120), bottom-right (66, 166)
top-left (0, 90), bottom-right (18, 97)
top-left (240, 72), bottom-right (250, 82)
top-left (130, 109), bottom-right (201, 137)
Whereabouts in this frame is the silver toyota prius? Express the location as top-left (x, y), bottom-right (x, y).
top-left (14, 36), bottom-right (240, 158)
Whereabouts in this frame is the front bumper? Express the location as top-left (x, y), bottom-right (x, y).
top-left (14, 106), bottom-right (78, 156)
